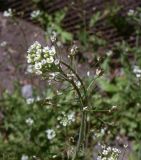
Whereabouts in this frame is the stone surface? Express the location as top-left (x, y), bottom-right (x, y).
top-left (0, 13), bottom-right (46, 95)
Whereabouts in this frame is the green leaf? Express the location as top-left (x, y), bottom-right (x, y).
top-left (89, 12), bottom-right (101, 27)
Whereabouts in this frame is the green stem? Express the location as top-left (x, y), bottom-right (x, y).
top-left (85, 109), bottom-right (111, 112)
top-left (59, 67), bottom-right (84, 108)
top-left (72, 111), bottom-right (85, 160)
top-left (59, 66), bottom-right (87, 160)
top-left (61, 61), bottom-right (87, 101)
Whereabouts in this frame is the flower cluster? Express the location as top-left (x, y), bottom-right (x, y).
top-left (3, 8), bottom-right (13, 17)
top-left (133, 65), bottom-right (141, 78)
top-left (127, 9), bottom-right (135, 16)
top-left (57, 112), bottom-right (75, 127)
top-left (97, 145), bottom-right (121, 160)
top-left (106, 50), bottom-right (113, 56)
top-left (70, 44), bottom-right (78, 56)
top-left (26, 96), bottom-right (41, 104)
top-left (93, 128), bottom-right (107, 139)
top-left (26, 97), bottom-right (34, 104)
top-left (127, 8), bottom-right (141, 24)
top-left (45, 129), bottom-right (56, 140)
top-left (21, 155), bottom-right (29, 160)
top-left (27, 41), bottom-right (60, 76)
top-left (30, 10), bottom-right (41, 19)
top-left (25, 117), bottom-right (34, 126)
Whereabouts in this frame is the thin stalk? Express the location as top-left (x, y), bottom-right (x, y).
top-left (59, 66), bottom-right (87, 160)
top-left (121, 149), bottom-right (126, 160)
top-left (85, 109), bottom-right (111, 112)
top-left (72, 111), bottom-right (85, 160)
top-left (59, 67), bottom-right (84, 107)
top-left (61, 61), bottom-right (87, 101)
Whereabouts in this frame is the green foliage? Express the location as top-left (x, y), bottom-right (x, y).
top-left (89, 12), bottom-right (101, 27)
top-left (76, 10), bottom-right (107, 52)
top-left (32, 8), bottom-right (73, 43)
top-left (2, 3), bottom-right (141, 160)
top-left (94, 39), bottom-right (141, 158)
top-left (0, 85), bottom-right (80, 159)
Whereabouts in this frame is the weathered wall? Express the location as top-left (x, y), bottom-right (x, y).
top-left (0, 13), bottom-right (46, 94)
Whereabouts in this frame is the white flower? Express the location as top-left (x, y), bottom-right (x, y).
top-left (59, 112), bottom-right (76, 126)
top-left (133, 65), bottom-right (141, 73)
top-left (32, 155), bottom-right (37, 159)
top-left (61, 119), bottom-right (68, 126)
top-left (83, 106), bottom-right (88, 111)
top-left (97, 56), bottom-right (100, 61)
top-left (21, 155), bottom-right (29, 160)
top-left (101, 128), bottom-right (106, 134)
top-left (97, 145), bottom-right (121, 160)
top-left (36, 49), bottom-right (42, 55)
top-left (96, 68), bottom-right (102, 76)
top-left (57, 116), bottom-right (61, 120)
top-left (35, 62), bottom-right (42, 70)
top-left (112, 148), bottom-right (121, 153)
top-left (52, 155), bottom-right (57, 158)
top-left (47, 57), bottom-right (54, 63)
top-left (0, 41), bottom-right (7, 47)
top-left (35, 70), bottom-right (42, 75)
top-left (43, 46), bottom-right (56, 55)
top-left (67, 112), bottom-right (75, 122)
top-left (133, 65), bottom-right (141, 78)
top-left (41, 59), bottom-right (47, 65)
top-left (87, 71), bottom-right (90, 76)
top-left (27, 58), bottom-right (32, 63)
top-left (34, 54), bottom-right (41, 61)
top-left (3, 8), bottom-right (13, 17)
top-left (76, 81), bottom-right (81, 88)
top-left (27, 42), bottom-right (57, 76)
top-left (57, 41), bottom-right (62, 47)
top-left (102, 149), bottom-right (108, 155)
top-left (54, 59), bottom-right (60, 65)
top-left (34, 41), bottom-right (41, 47)
top-left (48, 46), bottom-right (56, 55)
top-left (27, 41), bottom-right (42, 54)
top-left (43, 46), bottom-right (49, 53)
top-left (26, 65), bottom-right (34, 73)
top-left (31, 10), bottom-right (41, 19)
top-left (70, 44), bottom-right (78, 55)
top-left (56, 125), bottom-right (60, 128)
top-left (44, 53), bottom-right (49, 58)
top-left (106, 50), bottom-right (113, 56)
top-left (26, 118), bottom-right (34, 126)
top-left (36, 96), bottom-right (41, 101)
top-left (97, 156), bottom-right (102, 160)
top-left (46, 129), bottom-right (56, 140)
top-left (26, 98), bottom-right (34, 104)
top-left (136, 74), bottom-right (141, 78)
top-left (107, 147), bottom-right (111, 151)
top-left (128, 9), bottom-right (134, 16)
top-left (112, 105), bottom-right (117, 110)
top-left (28, 41), bottom-right (41, 53)
top-left (124, 144), bottom-right (128, 148)
top-left (101, 145), bottom-right (106, 149)
top-left (51, 31), bottom-right (57, 42)
top-left (49, 73), bottom-right (56, 80)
